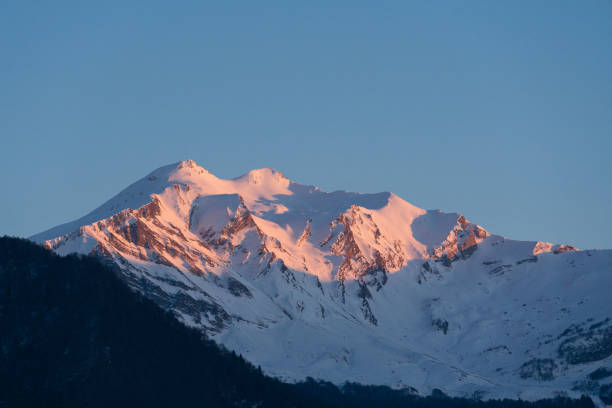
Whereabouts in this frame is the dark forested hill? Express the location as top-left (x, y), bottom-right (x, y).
top-left (0, 237), bottom-right (595, 408)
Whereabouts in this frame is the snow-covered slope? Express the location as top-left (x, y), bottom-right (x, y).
top-left (34, 160), bottom-right (612, 404)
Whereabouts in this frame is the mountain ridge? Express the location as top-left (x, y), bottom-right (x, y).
top-left (30, 160), bottom-right (612, 404)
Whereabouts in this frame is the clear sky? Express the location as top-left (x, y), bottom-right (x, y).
top-left (1, 1), bottom-right (611, 249)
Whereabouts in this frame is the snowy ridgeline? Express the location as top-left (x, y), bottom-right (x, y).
top-left (33, 160), bottom-right (612, 405)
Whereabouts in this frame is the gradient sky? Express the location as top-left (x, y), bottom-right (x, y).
top-left (1, 1), bottom-right (611, 249)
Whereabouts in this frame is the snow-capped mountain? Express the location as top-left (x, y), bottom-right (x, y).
top-left (33, 160), bottom-right (612, 403)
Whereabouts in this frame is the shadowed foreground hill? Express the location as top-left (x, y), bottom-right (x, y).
top-left (0, 237), bottom-right (595, 408)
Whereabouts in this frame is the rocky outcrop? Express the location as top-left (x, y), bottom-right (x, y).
top-left (430, 215), bottom-right (488, 264)
top-left (558, 319), bottom-right (612, 365)
top-left (520, 358), bottom-right (557, 381)
top-left (328, 206), bottom-right (405, 283)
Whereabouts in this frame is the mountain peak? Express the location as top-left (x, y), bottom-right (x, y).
top-left (176, 159), bottom-right (199, 169)
top-left (171, 159), bottom-right (216, 177)
top-left (235, 168), bottom-right (289, 185)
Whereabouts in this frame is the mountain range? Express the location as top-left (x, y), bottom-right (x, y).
top-left (2, 236), bottom-right (597, 407)
top-left (31, 160), bottom-right (612, 404)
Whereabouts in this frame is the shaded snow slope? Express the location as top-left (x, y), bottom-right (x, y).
top-left (33, 160), bottom-right (612, 405)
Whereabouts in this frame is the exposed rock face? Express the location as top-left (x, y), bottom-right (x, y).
top-left (557, 319), bottom-right (612, 365)
top-left (520, 359), bottom-right (558, 381)
top-left (430, 215), bottom-right (489, 264)
top-left (33, 160), bottom-right (612, 402)
top-left (600, 384), bottom-right (612, 405)
top-left (554, 244), bottom-right (578, 254)
top-left (327, 207), bottom-right (403, 286)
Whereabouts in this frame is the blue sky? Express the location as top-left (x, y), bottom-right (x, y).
top-left (1, 1), bottom-right (611, 249)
